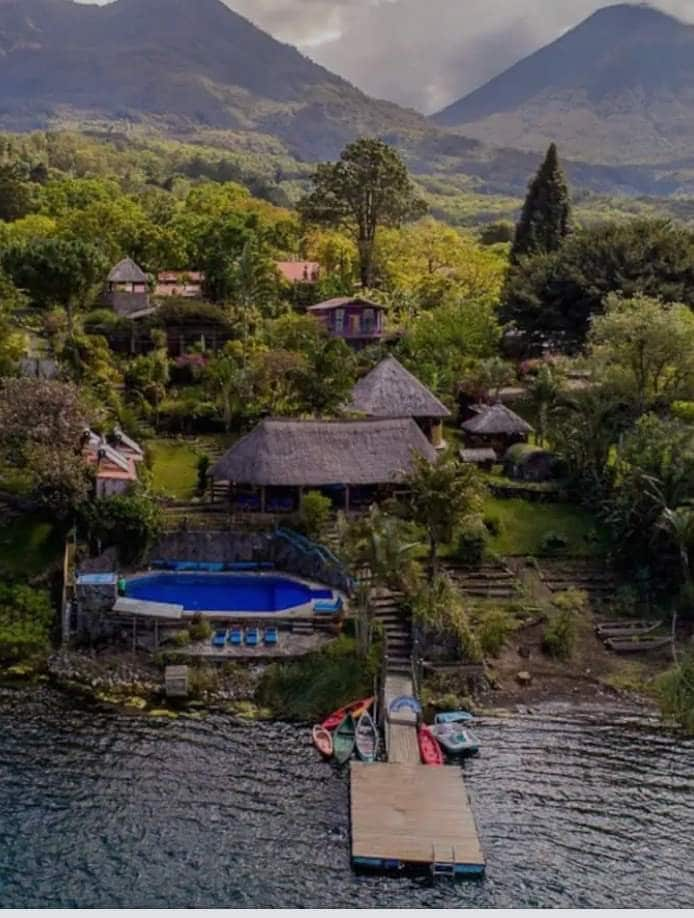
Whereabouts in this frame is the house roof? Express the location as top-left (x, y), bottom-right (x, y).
top-left (112, 425), bottom-right (144, 459)
top-left (276, 261), bottom-right (320, 283)
top-left (461, 403), bottom-right (534, 436)
top-left (307, 296), bottom-right (387, 313)
top-left (349, 356), bottom-right (451, 420)
top-left (157, 271), bottom-right (205, 283)
top-left (108, 257), bottom-right (148, 284)
top-left (210, 417), bottom-right (437, 487)
top-left (460, 448), bottom-right (498, 463)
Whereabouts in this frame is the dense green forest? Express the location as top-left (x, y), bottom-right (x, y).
top-left (0, 132), bottom-right (693, 729)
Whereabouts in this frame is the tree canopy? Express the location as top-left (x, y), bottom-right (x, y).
top-left (298, 138), bottom-right (427, 288)
top-left (510, 143), bottom-right (571, 263)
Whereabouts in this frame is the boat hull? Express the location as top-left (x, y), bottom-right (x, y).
top-left (333, 713), bottom-right (356, 765)
top-left (418, 725), bottom-right (444, 765)
top-left (355, 711), bottom-right (379, 762)
top-left (322, 697), bottom-right (374, 731)
top-left (312, 725), bottom-right (333, 758)
top-left (432, 724), bottom-right (480, 756)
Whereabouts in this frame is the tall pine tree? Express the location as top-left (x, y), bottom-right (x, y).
top-left (511, 143), bottom-right (571, 263)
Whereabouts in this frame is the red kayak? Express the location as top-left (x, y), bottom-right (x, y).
top-left (322, 696), bottom-right (374, 731)
top-left (418, 725), bottom-right (444, 766)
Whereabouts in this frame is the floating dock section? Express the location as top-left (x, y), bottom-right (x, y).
top-left (351, 763), bottom-right (485, 877)
top-left (349, 672), bottom-right (485, 878)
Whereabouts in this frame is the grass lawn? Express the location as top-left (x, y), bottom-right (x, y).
top-left (483, 496), bottom-right (609, 557)
top-left (0, 514), bottom-right (64, 578)
top-left (147, 434), bottom-right (236, 500)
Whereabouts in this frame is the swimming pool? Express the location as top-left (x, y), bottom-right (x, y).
top-left (125, 573), bottom-right (333, 613)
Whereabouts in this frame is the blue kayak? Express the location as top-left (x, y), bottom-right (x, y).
top-left (434, 710), bottom-right (473, 725)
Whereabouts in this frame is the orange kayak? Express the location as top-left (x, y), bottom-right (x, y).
top-left (312, 724), bottom-right (334, 757)
top-left (322, 696), bottom-right (374, 731)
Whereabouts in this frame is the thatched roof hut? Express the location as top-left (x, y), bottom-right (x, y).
top-left (461, 402), bottom-right (533, 452)
top-left (349, 357), bottom-right (450, 421)
top-left (210, 417), bottom-right (436, 488)
top-left (108, 257), bottom-right (148, 284)
top-left (462, 403), bottom-right (533, 437)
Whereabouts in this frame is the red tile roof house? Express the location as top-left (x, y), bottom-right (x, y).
top-left (307, 297), bottom-right (386, 349)
top-left (82, 428), bottom-right (143, 498)
top-left (154, 271), bottom-right (206, 299)
top-left (276, 261), bottom-right (321, 284)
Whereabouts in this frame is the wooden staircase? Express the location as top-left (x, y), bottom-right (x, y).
top-left (371, 587), bottom-right (412, 674)
top-left (444, 560), bottom-right (520, 599)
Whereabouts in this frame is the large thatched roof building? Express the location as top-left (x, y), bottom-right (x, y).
top-left (461, 402), bottom-right (533, 455)
top-left (210, 417), bottom-right (436, 513)
top-left (349, 356), bottom-right (450, 447)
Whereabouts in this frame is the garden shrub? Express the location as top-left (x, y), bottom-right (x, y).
top-left (79, 492), bottom-right (163, 566)
top-left (188, 665), bottom-right (221, 697)
top-left (0, 584), bottom-right (53, 665)
top-left (170, 629), bottom-right (191, 647)
top-left (476, 607), bottom-right (515, 657)
top-left (295, 490), bottom-right (332, 541)
top-left (257, 635), bottom-right (379, 721)
top-left (483, 514), bottom-right (502, 537)
top-left (655, 656), bottom-right (694, 734)
top-left (552, 589), bottom-right (588, 613)
top-left (189, 615), bottom-right (212, 642)
top-left (542, 609), bottom-right (576, 660)
top-left (455, 519), bottom-right (488, 565)
top-left (196, 455), bottom-right (210, 494)
top-left (540, 530), bottom-right (569, 554)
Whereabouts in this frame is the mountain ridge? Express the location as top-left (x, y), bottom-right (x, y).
top-left (432, 3), bottom-right (694, 164)
top-left (0, 0), bottom-right (428, 159)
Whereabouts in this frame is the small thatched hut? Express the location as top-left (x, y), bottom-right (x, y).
top-left (460, 447), bottom-right (498, 471)
top-left (210, 417), bottom-right (437, 512)
top-left (105, 257), bottom-right (150, 316)
top-left (348, 356), bottom-right (451, 447)
top-left (461, 402), bottom-right (533, 454)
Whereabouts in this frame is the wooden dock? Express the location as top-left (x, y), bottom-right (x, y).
top-left (350, 762), bottom-right (485, 877)
top-left (349, 665), bottom-right (485, 878)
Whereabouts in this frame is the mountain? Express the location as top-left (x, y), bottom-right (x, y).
top-left (433, 4), bottom-right (694, 164)
top-left (0, 0), bottom-right (427, 159)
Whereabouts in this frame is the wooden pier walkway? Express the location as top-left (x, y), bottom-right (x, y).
top-left (351, 763), bottom-right (486, 877)
top-left (349, 667), bottom-right (485, 877)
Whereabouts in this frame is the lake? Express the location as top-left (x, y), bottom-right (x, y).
top-left (1, 687), bottom-right (692, 908)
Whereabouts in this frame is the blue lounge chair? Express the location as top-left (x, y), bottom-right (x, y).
top-left (244, 627), bottom-right (260, 647)
top-left (264, 626), bottom-right (279, 646)
top-left (212, 629), bottom-right (227, 648)
top-left (228, 625), bottom-right (242, 646)
top-left (313, 596), bottom-right (343, 614)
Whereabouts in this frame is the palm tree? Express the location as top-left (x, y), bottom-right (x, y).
top-left (526, 364), bottom-right (562, 446)
top-left (656, 502), bottom-right (694, 664)
top-left (400, 453), bottom-right (484, 579)
top-left (339, 506), bottom-right (420, 657)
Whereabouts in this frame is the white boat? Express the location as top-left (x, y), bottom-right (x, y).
top-left (431, 722), bottom-right (480, 756)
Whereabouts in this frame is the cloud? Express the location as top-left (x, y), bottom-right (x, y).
top-left (82, 0), bottom-right (694, 113)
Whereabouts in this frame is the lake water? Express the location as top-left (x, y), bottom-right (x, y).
top-left (1, 687), bottom-right (693, 908)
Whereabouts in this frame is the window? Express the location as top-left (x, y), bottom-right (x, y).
top-left (334, 308), bottom-right (345, 333)
top-left (363, 308), bottom-right (374, 333)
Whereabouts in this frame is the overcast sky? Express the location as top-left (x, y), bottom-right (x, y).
top-left (86, 0), bottom-right (694, 113)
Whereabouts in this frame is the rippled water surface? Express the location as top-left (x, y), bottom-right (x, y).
top-left (1, 687), bottom-right (693, 908)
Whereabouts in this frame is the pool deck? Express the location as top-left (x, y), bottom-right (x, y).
top-left (173, 631), bottom-right (333, 660)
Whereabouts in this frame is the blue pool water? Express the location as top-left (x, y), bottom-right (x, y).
top-left (125, 573), bottom-right (332, 613)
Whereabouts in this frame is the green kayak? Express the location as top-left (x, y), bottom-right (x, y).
top-left (333, 713), bottom-right (356, 765)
